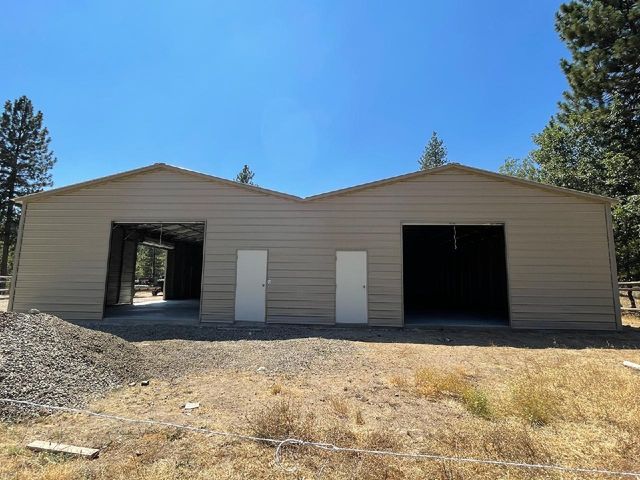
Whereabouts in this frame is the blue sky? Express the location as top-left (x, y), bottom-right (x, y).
top-left (1, 1), bottom-right (567, 197)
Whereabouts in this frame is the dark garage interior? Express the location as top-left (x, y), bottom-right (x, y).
top-left (103, 222), bottom-right (204, 323)
top-left (403, 225), bottom-right (509, 326)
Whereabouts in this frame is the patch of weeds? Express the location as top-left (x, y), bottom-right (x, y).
top-left (414, 367), bottom-right (471, 399)
top-left (165, 428), bottom-right (185, 442)
top-left (38, 451), bottom-right (71, 465)
top-left (249, 399), bottom-right (316, 440)
top-left (509, 377), bottom-right (559, 426)
top-left (357, 431), bottom-right (406, 480)
top-left (410, 367), bottom-right (493, 419)
top-left (356, 457), bottom-right (406, 480)
top-left (269, 383), bottom-right (283, 395)
top-left (322, 423), bottom-right (358, 445)
top-left (364, 430), bottom-right (403, 451)
top-left (355, 409), bottom-right (365, 425)
top-left (390, 375), bottom-right (409, 389)
top-left (5, 445), bottom-right (27, 457)
top-left (328, 396), bottom-right (350, 418)
top-left (481, 422), bottom-right (549, 463)
top-left (437, 461), bottom-right (465, 480)
top-left (30, 463), bottom-right (78, 479)
top-left (461, 387), bottom-right (492, 419)
top-left (176, 458), bottom-right (196, 470)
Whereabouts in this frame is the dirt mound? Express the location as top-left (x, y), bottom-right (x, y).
top-left (0, 312), bottom-right (143, 421)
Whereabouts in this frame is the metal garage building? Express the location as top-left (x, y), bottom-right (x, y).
top-left (8, 162), bottom-right (621, 330)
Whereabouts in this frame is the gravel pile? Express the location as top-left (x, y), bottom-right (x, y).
top-left (0, 312), bottom-right (143, 421)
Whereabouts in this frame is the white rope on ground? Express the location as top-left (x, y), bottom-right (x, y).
top-left (1, 398), bottom-right (639, 478)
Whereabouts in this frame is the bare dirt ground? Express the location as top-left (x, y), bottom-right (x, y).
top-left (132, 290), bottom-right (164, 304)
top-left (1, 317), bottom-right (640, 479)
top-left (620, 293), bottom-right (640, 327)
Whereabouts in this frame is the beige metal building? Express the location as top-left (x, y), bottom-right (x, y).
top-left (8, 162), bottom-right (621, 330)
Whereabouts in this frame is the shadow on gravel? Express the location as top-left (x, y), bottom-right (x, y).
top-left (73, 321), bottom-right (640, 351)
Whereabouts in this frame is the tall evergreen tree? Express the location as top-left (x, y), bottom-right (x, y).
top-left (555, 0), bottom-right (640, 156)
top-left (419, 131), bottom-right (448, 170)
top-left (0, 96), bottom-right (56, 276)
top-left (235, 164), bottom-right (256, 185)
top-left (135, 244), bottom-right (166, 281)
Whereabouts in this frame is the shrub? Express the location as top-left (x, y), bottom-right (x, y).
top-left (461, 387), bottom-right (492, 419)
top-left (509, 377), bottom-right (559, 426)
top-left (249, 399), bottom-right (315, 440)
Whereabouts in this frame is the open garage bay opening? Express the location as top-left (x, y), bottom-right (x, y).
top-left (103, 222), bottom-right (204, 324)
top-left (403, 225), bottom-right (509, 326)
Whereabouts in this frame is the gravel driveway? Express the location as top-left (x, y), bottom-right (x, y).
top-left (88, 324), bottom-right (364, 379)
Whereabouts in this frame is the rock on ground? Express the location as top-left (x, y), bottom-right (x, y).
top-left (0, 312), bottom-right (143, 421)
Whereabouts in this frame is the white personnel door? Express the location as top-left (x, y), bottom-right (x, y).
top-left (234, 250), bottom-right (268, 322)
top-left (336, 251), bottom-right (368, 324)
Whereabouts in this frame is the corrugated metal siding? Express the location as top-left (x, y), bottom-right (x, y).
top-left (105, 226), bottom-right (123, 305)
top-left (118, 238), bottom-right (137, 304)
top-left (11, 167), bottom-right (619, 329)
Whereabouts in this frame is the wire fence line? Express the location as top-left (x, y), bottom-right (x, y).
top-left (1, 398), bottom-right (639, 478)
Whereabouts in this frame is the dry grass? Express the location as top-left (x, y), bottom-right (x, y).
top-left (461, 386), bottom-right (492, 419)
top-left (268, 383), bottom-right (283, 395)
top-left (248, 399), bottom-right (316, 441)
top-left (623, 312), bottom-right (640, 327)
top-left (396, 367), bottom-right (493, 419)
top-left (393, 360), bottom-right (640, 430)
top-left (413, 367), bottom-right (472, 399)
top-left (328, 396), bottom-right (351, 418)
top-left (621, 292), bottom-right (640, 327)
top-left (355, 408), bottom-right (365, 426)
top-left (2, 326), bottom-right (640, 479)
top-left (507, 373), bottom-right (561, 426)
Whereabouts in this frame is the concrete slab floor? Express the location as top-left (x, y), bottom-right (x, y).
top-left (404, 310), bottom-right (509, 328)
top-left (103, 299), bottom-right (200, 325)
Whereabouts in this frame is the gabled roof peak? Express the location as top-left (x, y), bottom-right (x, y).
top-left (14, 162), bottom-right (616, 204)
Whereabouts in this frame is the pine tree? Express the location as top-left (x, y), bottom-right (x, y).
top-left (235, 164), bottom-right (256, 185)
top-left (555, 0), bottom-right (640, 157)
top-left (419, 132), bottom-right (448, 170)
top-left (0, 96), bottom-right (56, 276)
top-left (135, 244), bottom-right (167, 281)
